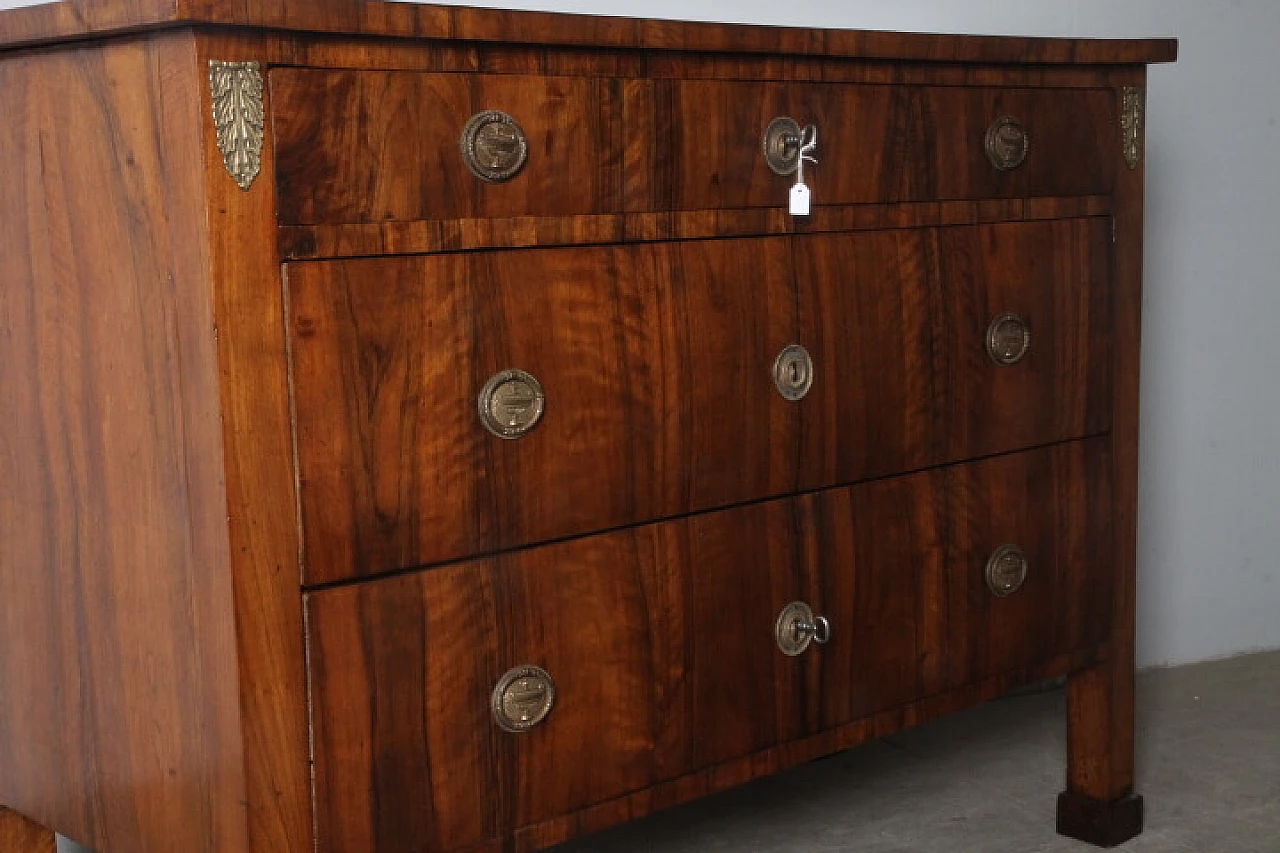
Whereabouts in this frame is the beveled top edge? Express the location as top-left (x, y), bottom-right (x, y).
top-left (0, 0), bottom-right (1178, 64)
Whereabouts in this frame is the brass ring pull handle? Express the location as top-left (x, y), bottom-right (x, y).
top-left (775, 601), bottom-right (831, 656)
top-left (773, 344), bottom-right (814, 401)
top-left (986, 544), bottom-right (1029, 598)
top-left (491, 665), bottom-right (556, 733)
top-left (478, 369), bottom-right (545, 439)
top-left (986, 312), bottom-right (1031, 366)
top-left (461, 110), bottom-right (529, 182)
top-left (985, 115), bottom-right (1029, 171)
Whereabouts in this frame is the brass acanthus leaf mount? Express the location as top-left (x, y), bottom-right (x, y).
top-left (209, 60), bottom-right (265, 191)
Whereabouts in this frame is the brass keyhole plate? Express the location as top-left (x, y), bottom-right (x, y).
top-left (478, 369), bottom-right (546, 439)
top-left (987, 312), bottom-right (1031, 366)
top-left (461, 110), bottom-right (529, 182)
top-left (773, 344), bottom-right (814, 401)
top-left (492, 665), bottom-right (557, 733)
top-left (763, 116), bottom-right (803, 175)
top-left (986, 544), bottom-right (1029, 597)
top-left (985, 116), bottom-right (1029, 171)
top-left (775, 601), bottom-right (817, 656)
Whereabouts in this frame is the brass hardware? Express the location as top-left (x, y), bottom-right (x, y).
top-left (1122, 87), bottom-right (1145, 169)
top-left (775, 601), bottom-right (831, 656)
top-left (984, 116), bottom-right (1029, 171)
top-left (492, 665), bottom-right (556, 733)
top-left (986, 312), bottom-right (1031, 366)
top-left (986, 545), bottom-right (1029, 597)
top-left (773, 344), bottom-right (814, 401)
top-left (763, 117), bottom-right (805, 176)
top-left (461, 110), bottom-right (528, 182)
top-left (478, 369), bottom-right (546, 439)
top-left (209, 60), bottom-right (265, 191)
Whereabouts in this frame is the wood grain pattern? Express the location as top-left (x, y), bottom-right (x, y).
top-left (0, 31), bottom-right (247, 853)
top-left (794, 228), bottom-right (943, 489)
top-left (938, 217), bottom-right (1113, 460)
top-left (279, 196), bottom-right (1113, 261)
top-left (289, 219), bottom-right (1111, 585)
top-left (0, 808), bottom-right (55, 853)
top-left (945, 438), bottom-right (1113, 687)
top-left (286, 238), bottom-right (798, 585)
top-left (1056, 71), bottom-right (1149, 846)
top-left (271, 70), bottom-right (624, 225)
top-left (307, 442), bottom-right (1107, 853)
top-left (196, 30), bottom-right (315, 853)
top-left (273, 71), bottom-right (1113, 227)
top-left (308, 500), bottom-right (809, 852)
top-left (0, 0), bottom-right (1178, 64)
top-left (627, 81), bottom-right (1114, 214)
top-left (257, 33), bottom-right (1125, 88)
top-left (802, 468), bottom-right (949, 724)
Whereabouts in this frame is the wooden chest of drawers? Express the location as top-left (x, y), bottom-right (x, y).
top-left (0, 3), bottom-right (1175, 852)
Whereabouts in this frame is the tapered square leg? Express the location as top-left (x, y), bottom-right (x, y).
top-left (1057, 67), bottom-right (1151, 851)
top-left (1058, 660), bottom-right (1143, 847)
top-left (0, 807), bottom-right (55, 853)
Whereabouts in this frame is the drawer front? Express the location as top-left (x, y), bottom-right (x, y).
top-left (792, 217), bottom-right (1111, 491)
top-left (288, 220), bottom-right (1109, 584)
top-left (944, 438), bottom-right (1114, 684)
top-left (287, 238), bottom-right (799, 585)
top-left (306, 441), bottom-right (1109, 853)
top-left (936, 217), bottom-right (1113, 460)
top-left (273, 70), bottom-right (1112, 226)
top-left (306, 469), bottom-right (940, 852)
top-left (628, 81), bottom-right (1115, 212)
top-left (272, 69), bottom-right (623, 225)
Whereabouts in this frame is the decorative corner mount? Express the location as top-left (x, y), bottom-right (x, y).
top-left (209, 60), bottom-right (265, 191)
top-left (1121, 86), bottom-right (1145, 170)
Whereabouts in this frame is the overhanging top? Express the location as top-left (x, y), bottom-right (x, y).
top-left (0, 0), bottom-right (1178, 63)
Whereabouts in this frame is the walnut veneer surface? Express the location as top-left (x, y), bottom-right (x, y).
top-left (0, 3), bottom-right (1174, 852)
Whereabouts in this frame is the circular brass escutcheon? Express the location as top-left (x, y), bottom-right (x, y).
top-left (986, 544), bottom-right (1029, 598)
top-left (986, 312), bottom-right (1031, 366)
top-left (763, 116), bottom-right (804, 175)
top-left (478, 369), bottom-right (546, 439)
top-left (775, 600), bottom-right (830, 656)
top-left (773, 343), bottom-right (814, 401)
top-left (984, 116), bottom-right (1030, 171)
top-left (461, 110), bottom-right (529, 182)
top-left (492, 665), bottom-right (556, 733)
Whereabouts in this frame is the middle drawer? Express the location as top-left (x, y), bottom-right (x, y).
top-left (287, 219), bottom-right (1110, 585)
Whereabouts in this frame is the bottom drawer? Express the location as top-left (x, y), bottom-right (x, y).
top-left (306, 438), bottom-right (1112, 853)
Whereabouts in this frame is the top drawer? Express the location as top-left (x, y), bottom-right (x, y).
top-left (626, 81), bottom-right (1115, 212)
top-left (271, 70), bottom-right (1115, 226)
top-left (271, 70), bottom-right (625, 225)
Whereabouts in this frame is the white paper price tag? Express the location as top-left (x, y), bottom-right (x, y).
top-left (789, 183), bottom-right (812, 216)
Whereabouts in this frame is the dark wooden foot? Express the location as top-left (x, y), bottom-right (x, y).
top-left (0, 807), bottom-right (56, 853)
top-left (1061, 657), bottom-right (1144, 847)
top-left (1057, 791), bottom-right (1144, 848)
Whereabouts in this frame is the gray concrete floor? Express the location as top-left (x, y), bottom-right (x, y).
top-left (551, 651), bottom-right (1280, 853)
top-left (53, 651), bottom-right (1280, 852)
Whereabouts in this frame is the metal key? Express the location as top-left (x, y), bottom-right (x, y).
top-left (789, 124), bottom-right (819, 216)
